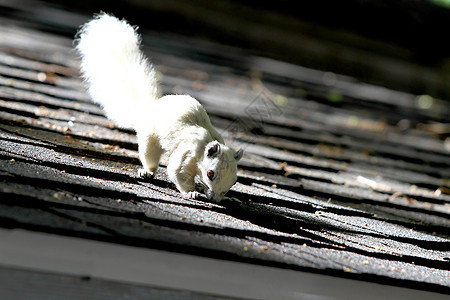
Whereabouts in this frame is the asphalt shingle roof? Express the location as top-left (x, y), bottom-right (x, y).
top-left (0, 6), bottom-right (449, 295)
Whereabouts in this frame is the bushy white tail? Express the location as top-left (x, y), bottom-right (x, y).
top-left (76, 13), bottom-right (159, 128)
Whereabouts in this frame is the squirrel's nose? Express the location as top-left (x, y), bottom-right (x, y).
top-left (207, 190), bottom-right (225, 202)
top-left (206, 190), bottom-right (215, 201)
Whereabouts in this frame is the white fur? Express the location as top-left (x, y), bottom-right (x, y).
top-left (76, 13), bottom-right (158, 128)
top-left (76, 13), bottom-right (242, 202)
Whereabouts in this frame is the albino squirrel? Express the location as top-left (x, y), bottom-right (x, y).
top-left (76, 13), bottom-right (243, 202)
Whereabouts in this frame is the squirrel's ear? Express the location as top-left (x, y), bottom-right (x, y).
top-left (207, 142), bottom-right (220, 158)
top-left (234, 149), bottom-right (244, 161)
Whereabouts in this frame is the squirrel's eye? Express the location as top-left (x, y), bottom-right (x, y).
top-left (207, 170), bottom-right (214, 181)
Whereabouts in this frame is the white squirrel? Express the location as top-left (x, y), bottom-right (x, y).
top-left (76, 13), bottom-right (243, 202)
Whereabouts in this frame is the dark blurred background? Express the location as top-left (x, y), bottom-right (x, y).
top-left (1, 0), bottom-right (450, 101)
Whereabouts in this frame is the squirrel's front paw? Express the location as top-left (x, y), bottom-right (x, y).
top-left (185, 191), bottom-right (200, 199)
top-left (138, 168), bottom-right (154, 178)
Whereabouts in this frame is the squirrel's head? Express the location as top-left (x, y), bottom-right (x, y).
top-left (197, 141), bottom-right (243, 202)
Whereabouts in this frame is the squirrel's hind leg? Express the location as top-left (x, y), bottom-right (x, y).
top-left (137, 133), bottom-right (163, 178)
